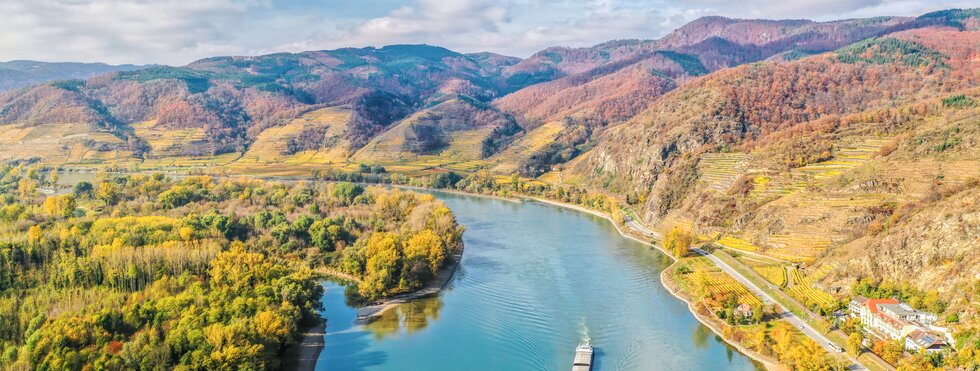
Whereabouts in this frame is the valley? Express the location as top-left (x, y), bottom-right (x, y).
top-left (1, 6), bottom-right (979, 371)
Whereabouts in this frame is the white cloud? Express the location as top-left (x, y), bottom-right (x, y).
top-left (285, 0), bottom-right (682, 57)
top-left (0, 0), bottom-right (974, 65)
top-left (0, 0), bottom-right (264, 65)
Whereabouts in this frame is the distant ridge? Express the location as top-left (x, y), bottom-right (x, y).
top-left (0, 60), bottom-right (151, 92)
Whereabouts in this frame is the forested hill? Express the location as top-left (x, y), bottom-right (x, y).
top-left (0, 60), bottom-right (148, 92)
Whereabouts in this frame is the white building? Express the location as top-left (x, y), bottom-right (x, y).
top-left (849, 296), bottom-right (949, 352)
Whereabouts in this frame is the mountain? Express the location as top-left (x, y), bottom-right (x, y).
top-left (1, 12), bottom-right (969, 170)
top-left (562, 15), bottom-right (979, 323)
top-left (489, 14), bottom-right (938, 176)
top-left (0, 44), bottom-right (530, 163)
top-left (0, 60), bottom-right (148, 92)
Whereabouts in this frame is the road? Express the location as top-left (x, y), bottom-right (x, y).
top-left (621, 210), bottom-right (661, 240)
top-left (618, 210), bottom-right (867, 370)
top-left (691, 247), bottom-right (867, 371)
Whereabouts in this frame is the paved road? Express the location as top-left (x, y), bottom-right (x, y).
top-left (621, 211), bottom-right (661, 240)
top-left (691, 247), bottom-right (868, 371)
top-left (617, 211), bottom-right (867, 370)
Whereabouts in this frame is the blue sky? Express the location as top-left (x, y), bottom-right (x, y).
top-left (0, 0), bottom-right (976, 65)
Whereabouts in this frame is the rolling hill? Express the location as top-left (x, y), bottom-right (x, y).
top-left (0, 60), bottom-right (148, 92)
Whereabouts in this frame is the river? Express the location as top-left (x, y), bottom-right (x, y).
top-left (315, 190), bottom-right (762, 370)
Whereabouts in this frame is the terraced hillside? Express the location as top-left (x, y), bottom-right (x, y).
top-left (566, 19), bottom-right (980, 338)
top-left (237, 106), bottom-right (353, 165)
top-left (0, 122), bottom-right (130, 164)
top-left (351, 99), bottom-right (518, 173)
top-left (489, 121), bottom-right (565, 174)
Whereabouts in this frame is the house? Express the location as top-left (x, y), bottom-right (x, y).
top-left (905, 329), bottom-right (949, 353)
top-left (849, 296), bottom-right (868, 318)
top-left (857, 298), bottom-right (899, 336)
top-left (736, 303), bottom-right (753, 318)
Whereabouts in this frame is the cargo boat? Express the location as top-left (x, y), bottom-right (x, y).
top-left (572, 342), bottom-right (593, 371)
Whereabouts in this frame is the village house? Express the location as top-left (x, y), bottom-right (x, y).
top-left (735, 303), bottom-right (753, 318)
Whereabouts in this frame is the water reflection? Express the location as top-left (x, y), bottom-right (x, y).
top-left (317, 191), bottom-right (762, 370)
top-left (365, 296), bottom-right (444, 340)
top-left (693, 324), bottom-right (711, 350)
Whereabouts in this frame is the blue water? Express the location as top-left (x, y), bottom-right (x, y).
top-left (316, 191), bottom-right (761, 370)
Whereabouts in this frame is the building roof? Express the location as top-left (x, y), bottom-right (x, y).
top-left (879, 303), bottom-right (918, 317)
top-left (878, 312), bottom-right (905, 330)
top-left (866, 298), bottom-right (899, 315)
top-left (908, 330), bottom-right (947, 349)
top-left (850, 295), bottom-right (869, 305)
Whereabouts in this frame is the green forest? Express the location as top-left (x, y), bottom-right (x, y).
top-left (0, 165), bottom-right (462, 370)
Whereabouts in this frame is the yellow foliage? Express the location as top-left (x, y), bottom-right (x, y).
top-left (405, 229), bottom-right (446, 273)
top-left (664, 227), bottom-right (693, 258)
top-left (28, 225), bottom-right (43, 243)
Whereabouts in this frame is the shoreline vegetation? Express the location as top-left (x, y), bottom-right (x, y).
top-left (49, 169), bottom-right (782, 369)
top-left (354, 237), bottom-right (463, 322)
top-left (314, 180), bottom-right (780, 370)
top-left (0, 166), bottom-right (467, 370)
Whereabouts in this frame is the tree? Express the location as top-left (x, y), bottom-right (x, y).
top-left (331, 182), bottom-right (363, 204)
top-left (309, 220), bottom-right (346, 252)
top-left (158, 186), bottom-right (195, 209)
top-left (898, 353), bottom-right (940, 371)
top-left (28, 225), bottom-right (43, 244)
top-left (43, 194), bottom-right (76, 218)
top-left (874, 340), bottom-right (904, 365)
top-left (96, 182), bottom-right (120, 205)
top-left (664, 227), bottom-right (693, 258)
top-left (359, 232), bottom-right (402, 300)
top-left (847, 331), bottom-right (864, 355)
top-left (72, 181), bottom-right (94, 198)
top-left (751, 303), bottom-right (764, 324)
top-left (404, 230), bottom-right (446, 274)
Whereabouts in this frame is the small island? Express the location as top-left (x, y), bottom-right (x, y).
top-left (318, 184), bottom-right (465, 319)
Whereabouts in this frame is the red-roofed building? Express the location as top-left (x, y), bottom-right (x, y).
top-left (852, 297), bottom-right (947, 350)
top-left (857, 298), bottom-right (899, 335)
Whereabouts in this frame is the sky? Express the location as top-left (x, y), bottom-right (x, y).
top-left (0, 0), bottom-right (976, 66)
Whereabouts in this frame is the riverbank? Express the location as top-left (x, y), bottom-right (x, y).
top-left (526, 197), bottom-right (671, 257)
top-left (661, 265), bottom-right (783, 371)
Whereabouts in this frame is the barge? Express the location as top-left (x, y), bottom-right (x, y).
top-left (572, 342), bottom-right (594, 371)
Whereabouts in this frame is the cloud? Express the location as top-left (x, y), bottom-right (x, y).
top-left (0, 0), bottom-right (264, 64)
top-left (0, 0), bottom-right (974, 65)
top-left (286, 0), bottom-right (681, 57)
